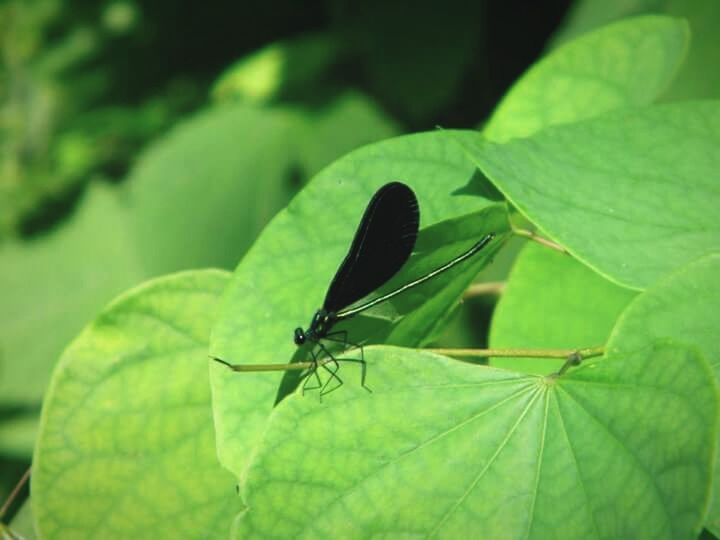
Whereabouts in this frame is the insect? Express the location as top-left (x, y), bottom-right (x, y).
top-left (294, 181), bottom-right (494, 394)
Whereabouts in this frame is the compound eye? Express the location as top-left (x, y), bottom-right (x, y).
top-left (294, 328), bottom-right (306, 345)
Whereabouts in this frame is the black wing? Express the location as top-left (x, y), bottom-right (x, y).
top-left (323, 182), bottom-right (419, 313)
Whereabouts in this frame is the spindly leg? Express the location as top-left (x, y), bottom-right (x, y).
top-left (316, 341), bottom-right (344, 397)
top-left (334, 354), bottom-right (371, 393)
top-left (322, 332), bottom-right (370, 393)
top-left (317, 340), bottom-right (341, 375)
top-left (301, 347), bottom-right (322, 395)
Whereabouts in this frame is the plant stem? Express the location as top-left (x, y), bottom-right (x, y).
top-left (556, 351), bottom-right (584, 376)
top-left (513, 228), bottom-right (568, 254)
top-left (212, 357), bottom-right (314, 372)
top-left (463, 281), bottom-right (505, 299)
top-left (0, 467), bottom-right (30, 521)
top-left (425, 346), bottom-right (605, 360)
top-left (212, 347), bottom-right (606, 373)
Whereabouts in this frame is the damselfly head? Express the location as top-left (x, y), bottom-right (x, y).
top-left (293, 327), bottom-right (307, 346)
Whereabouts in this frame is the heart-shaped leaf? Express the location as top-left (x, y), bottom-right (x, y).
top-left (607, 253), bottom-right (720, 533)
top-left (210, 131), bottom-right (509, 477)
top-left (0, 184), bottom-right (143, 406)
top-left (32, 270), bottom-right (238, 539)
top-left (549, 0), bottom-right (720, 102)
top-left (235, 343), bottom-right (716, 538)
top-left (485, 15), bottom-right (689, 142)
top-left (460, 101), bottom-right (720, 290)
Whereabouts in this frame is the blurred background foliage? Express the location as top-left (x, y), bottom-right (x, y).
top-left (1, 0), bottom-right (719, 529)
top-left (0, 0), bottom-right (570, 241)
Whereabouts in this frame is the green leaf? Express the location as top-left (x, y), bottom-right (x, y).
top-left (211, 32), bottom-right (340, 104)
top-left (606, 253), bottom-right (720, 533)
top-left (235, 343), bottom-right (716, 538)
top-left (485, 15), bottom-right (689, 142)
top-left (8, 499), bottom-right (37, 540)
top-left (460, 101), bottom-right (720, 290)
top-left (549, 0), bottom-right (676, 48)
top-left (32, 270), bottom-right (238, 540)
top-left (550, 0), bottom-right (720, 102)
top-left (294, 91), bottom-right (400, 178)
top-left (126, 98), bottom-right (399, 275)
top-left (0, 183), bottom-right (143, 406)
top-left (210, 131), bottom-right (509, 477)
top-left (0, 93), bottom-right (397, 453)
top-left (607, 253), bottom-right (720, 372)
top-left (125, 103), bottom-right (304, 275)
top-left (660, 0), bottom-right (720, 101)
top-left (490, 243), bottom-right (636, 374)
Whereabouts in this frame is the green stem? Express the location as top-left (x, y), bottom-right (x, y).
top-left (463, 281), bottom-right (505, 298)
top-left (0, 467), bottom-right (30, 521)
top-left (426, 346), bottom-right (605, 360)
top-left (212, 357), bottom-right (313, 372)
top-left (513, 228), bottom-right (568, 254)
top-left (213, 346), bottom-right (606, 373)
